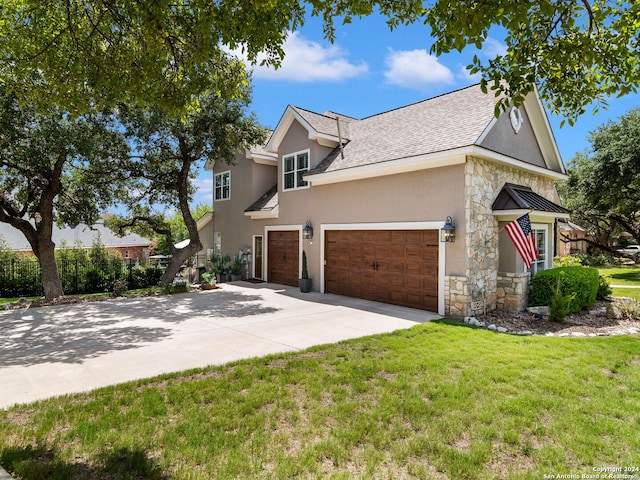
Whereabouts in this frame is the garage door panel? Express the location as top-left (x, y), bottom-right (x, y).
top-left (268, 231), bottom-right (299, 287)
top-left (325, 229), bottom-right (439, 311)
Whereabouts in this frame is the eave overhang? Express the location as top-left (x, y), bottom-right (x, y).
top-left (305, 145), bottom-right (567, 187)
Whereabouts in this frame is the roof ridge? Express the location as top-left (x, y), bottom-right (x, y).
top-left (292, 106), bottom-right (360, 123)
top-left (360, 83), bottom-right (483, 121)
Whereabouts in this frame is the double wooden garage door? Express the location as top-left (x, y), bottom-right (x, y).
top-left (268, 229), bottom-right (439, 311)
top-left (325, 230), bottom-right (439, 312)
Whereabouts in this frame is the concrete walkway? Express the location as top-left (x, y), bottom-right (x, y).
top-left (0, 282), bottom-right (439, 410)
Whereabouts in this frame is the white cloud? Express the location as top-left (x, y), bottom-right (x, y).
top-left (383, 49), bottom-right (454, 90)
top-left (237, 31), bottom-right (368, 82)
top-left (457, 64), bottom-right (482, 82)
top-left (193, 178), bottom-right (213, 207)
top-left (482, 37), bottom-right (508, 58)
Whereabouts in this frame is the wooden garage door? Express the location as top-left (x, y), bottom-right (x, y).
top-left (325, 230), bottom-right (438, 311)
top-left (268, 230), bottom-right (299, 287)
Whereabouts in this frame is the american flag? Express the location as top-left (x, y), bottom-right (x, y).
top-left (505, 214), bottom-right (538, 269)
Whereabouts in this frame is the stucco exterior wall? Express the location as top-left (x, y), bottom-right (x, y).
top-left (211, 153), bottom-right (277, 257)
top-left (479, 105), bottom-right (546, 169)
top-left (273, 163), bottom-right (466, 286)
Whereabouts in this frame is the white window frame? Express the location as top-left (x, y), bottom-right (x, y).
top-left (214, 171), bottom-right (231, 201)
top-left (282, 149), bottom-right (310, 191)
top-left (529, 223), bottom-right (549, 275)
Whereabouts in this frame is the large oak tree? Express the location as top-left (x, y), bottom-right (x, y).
top-left (558, 107), bottom-right (640, 251)
top-left (109, 86), bottom-right (266, 285)
top-left (0, 1), bottom-right (638, 121)
top-left (0, 86), bottom-right (130, 298)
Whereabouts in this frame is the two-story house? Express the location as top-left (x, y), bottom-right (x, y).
top-left (205, 84), bottom-right (569, 316)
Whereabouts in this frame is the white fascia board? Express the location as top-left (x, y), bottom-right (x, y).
top-left (306, 149), bottom-right (468, 186)
top-left (475, 116), bottom-right (498, 145)
top-left (247, 152), bottom-right (278, 165)
top-left (305, 142), bottom-right (567, 187)
top-left (471, 146), bottom-right (568, 181)
top-left (266, 106), bottom-right (341, 153)
top-left (314, 135), bottom-right (340, 148)
top-left (244, 206), bottom-right (279, 220)
top-left (493, 209), bottom-right (570, 221)
top-left (523, 88), bottom-right (566, 174)
top-left (196, 211), bottom-right (214, 230)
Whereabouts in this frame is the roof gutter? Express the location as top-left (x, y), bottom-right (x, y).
top-left (305, 145), bottom-right (567, 186)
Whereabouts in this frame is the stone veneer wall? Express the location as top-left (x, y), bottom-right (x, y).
top-left (449, 156), bottom-right (561, 316)
top-left (496, 272), bottom-right (530, 311)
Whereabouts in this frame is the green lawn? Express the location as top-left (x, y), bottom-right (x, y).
top-left (1, 322), bottom-right (639, 479)
top-left (597, 266), bottom-right (640, 300)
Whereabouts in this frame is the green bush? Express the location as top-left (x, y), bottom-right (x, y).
top-left (574, 253), bottom-right (623, 267)
top-left (597, 275), bottom-right (612, 300)
top-left (553, 255), bottom-right (583, 267)
top-left (530, 266), bottom-right (599, 313)
top-left (548, 273), bottom-right (576, 322)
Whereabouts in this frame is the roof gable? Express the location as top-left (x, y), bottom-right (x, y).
top-left (266, 106), bottom-right (349, 152)
top-left (265, 84), bottom-right (566, 185)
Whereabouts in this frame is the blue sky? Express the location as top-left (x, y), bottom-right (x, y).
top-left (192, 13), bottom-right (639, 206)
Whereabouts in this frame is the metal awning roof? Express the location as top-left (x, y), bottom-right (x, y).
top-left (492, 183), bottom-right (569, 214)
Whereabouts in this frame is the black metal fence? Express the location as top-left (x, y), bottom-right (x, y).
top-left (0, 257), bottom-right (165, 298)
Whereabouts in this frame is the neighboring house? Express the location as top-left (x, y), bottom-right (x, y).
top-left (557, 221), bottom-right (590, 256)
top-left (1, 220), bottom-right (152, 260)
top-left (206, 84), bottom-right (570, 316)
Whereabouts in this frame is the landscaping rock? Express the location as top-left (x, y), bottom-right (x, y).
top-left (474, 298), bottom-right (640, 337)
top-left (526, 306), bottom-right (549, 316)
top-left (488, 324), bottom-right (497, 331)
top-left (497, 326), bottom-right (508, 333)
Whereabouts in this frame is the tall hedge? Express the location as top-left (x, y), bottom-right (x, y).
top-left (529, 266), bottom-right (599, 313)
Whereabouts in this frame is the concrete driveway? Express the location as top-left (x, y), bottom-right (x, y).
top-left (0, 282), bottom-right (440, 409)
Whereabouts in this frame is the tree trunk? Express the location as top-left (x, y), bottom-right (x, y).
top-left (158, 144), bottom-right (203, 286)
top-left (160, 239), bottom-right (202, 285)
top-left (35, 238), bottom-right (64, 299)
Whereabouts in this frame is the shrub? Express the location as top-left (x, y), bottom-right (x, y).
top-left (549, 273), bottom-right (576, 322)
top-left (553, 255), bottom-right (583, 267)
top-left (597, 275), bottom-right (612, 300)
top-left (574, 253), bottom-right (623, 267)
top-left (530, 266), bottom-right (599, 314)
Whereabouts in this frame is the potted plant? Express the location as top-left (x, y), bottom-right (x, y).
top-left (299, 250), bottom-right (312, 293)
top-left (230, 256), bottom-right (244, 281)
top-left (212, 254), bottom-right (231, 283)
top-left (200, 271), bottom-right (218, 290)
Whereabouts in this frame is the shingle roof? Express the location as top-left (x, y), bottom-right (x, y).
top-left (290, 107), bottom-right (355, 140)
top-left (245, 184), bottom-right (278, 213)
top-left (0, 221), bottom-right (152, 251)
top-left (307, 84), bottom-right (499, 174)
top-left (492, 183), bottom-right (569, 214)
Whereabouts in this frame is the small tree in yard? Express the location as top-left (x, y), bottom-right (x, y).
top-left (0, 86), bottom-right (129, 298)
top-left (109, 82), bottom-right (267, 286)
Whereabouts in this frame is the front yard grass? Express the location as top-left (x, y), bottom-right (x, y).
top-left (598, 266), bottom-right (640, 301)
top-left (1, 322), bottom-right (639, 479)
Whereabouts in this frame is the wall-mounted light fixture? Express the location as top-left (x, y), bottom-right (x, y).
top-left (441, 216), bottom-right (456, 243)
top-left (303, 221), bottom-right (314, 239)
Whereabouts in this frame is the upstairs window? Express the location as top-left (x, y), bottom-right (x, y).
top-left (283, 150), bottom-right (309, 191)
top-left (214, 171), bottom-right (230, 201)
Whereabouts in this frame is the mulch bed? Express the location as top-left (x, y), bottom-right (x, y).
top-left (473, 298), bottom-right (640, 337)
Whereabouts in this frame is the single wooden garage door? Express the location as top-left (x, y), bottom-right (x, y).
top-left (268, 230), bottom-right (299, 287)
top-left (325, 230), bottom-right (438, 311)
